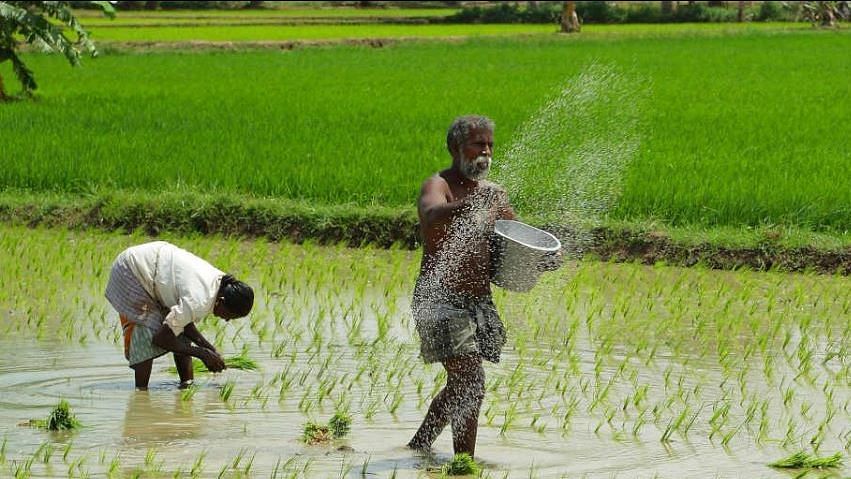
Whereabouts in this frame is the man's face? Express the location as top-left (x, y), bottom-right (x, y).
top-left (457, 128), bottom-right (493, 181)
top-left (213, 299), bottom-right (240, 321)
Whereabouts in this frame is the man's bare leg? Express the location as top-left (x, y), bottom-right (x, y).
top-left (174, 353), bottom-right (194, 389)
top-left (408, 355), bottom-right (485, 455)
top-left (448, 356), bottom-right (485, 457)
top-left (131, 359), bottom-right (154, 390)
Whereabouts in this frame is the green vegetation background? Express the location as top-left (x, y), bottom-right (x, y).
top-left (4, 30), bottom-right (849, 232)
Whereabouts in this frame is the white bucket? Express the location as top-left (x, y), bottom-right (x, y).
top-left (491, 220), bottom-right (562, 292)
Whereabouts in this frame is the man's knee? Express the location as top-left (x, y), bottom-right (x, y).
top-left (447, 357), bottom-right (485, 400)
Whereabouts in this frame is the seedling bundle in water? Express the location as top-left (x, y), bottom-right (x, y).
top-left (302, 411), bottom-right (352, 445)
top-left (769, 451), bottom-right (842, 469)
top-left (441, 453), bottom-right (482, 476)
top-left (27, 400), bottom-right (81, 431)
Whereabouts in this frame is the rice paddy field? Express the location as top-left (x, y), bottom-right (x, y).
top-left (1, 11), bottom-right (850, 478)
top-left (0, 225), bottom-right (849, 478)
top-left (1, 24), bottom-right (849, 235)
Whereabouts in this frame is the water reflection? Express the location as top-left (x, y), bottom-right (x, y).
top-left (122, 391), bottom-right (203, 444)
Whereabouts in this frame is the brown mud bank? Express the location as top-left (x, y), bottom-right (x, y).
top-left (94, 36), bottom-right (467, 53)
top-left (2, 192), bottom-right (849, 274)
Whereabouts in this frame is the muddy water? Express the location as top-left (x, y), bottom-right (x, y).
top-left (1, 228), bottom-right (849, 478)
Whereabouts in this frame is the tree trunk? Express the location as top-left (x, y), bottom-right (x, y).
top-left (0, 72), bottom-right (7, 101)
top-left (822, 6), bottom-right (836, 27)
top-left (737, 0), bottom-right (745, 21)
top-left (661, 1), bottom-right (675, 14)
top-left (560, 1), bottom-right (580, 33)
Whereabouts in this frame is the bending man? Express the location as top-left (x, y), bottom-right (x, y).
top-left (105, 241), bottom-right (254, 390)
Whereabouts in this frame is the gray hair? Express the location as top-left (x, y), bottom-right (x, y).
top-left (446, 115), bottom-right (494, 158)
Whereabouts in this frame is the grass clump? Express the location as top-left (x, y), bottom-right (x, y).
top-left (302, 411), bottom-right (352, 445)
top-left (28, 400), bottom-right (82, 431)
top-left (441, 453), bottom-right (482, 476)
top-left (769, 451), bottom-right (842, 469)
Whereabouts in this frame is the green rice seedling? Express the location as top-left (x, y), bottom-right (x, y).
top-left (769, 451), bottom-right (842, 469)
top-left (107, 455), bottom-right (121, 478)
top-left (62, 443), bottom-right (72, 463)
top-left (441, 453), bottom-right (482, 476)
top-left (33, 441), bottom-right (54, 464)
top-left (14, 456), bottom-right (34, 479)
top-left (220, 380), bottom-right (235, 402)
top-left (356, 454), bottom-right (372, 478)
top-left (190, 451), bottom-right (206, 478)
top-left (180, 384), bottom-right (199, 402)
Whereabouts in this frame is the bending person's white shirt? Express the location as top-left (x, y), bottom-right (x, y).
top-left (123, 241), bottom-right (224, 336)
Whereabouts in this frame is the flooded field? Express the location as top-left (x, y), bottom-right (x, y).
top-left (1, 226), bottom-right (849, 478)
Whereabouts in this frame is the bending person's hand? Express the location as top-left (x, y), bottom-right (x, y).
top-left (198, 348), bottom-right (226, 373)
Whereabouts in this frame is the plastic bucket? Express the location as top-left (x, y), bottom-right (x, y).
top-left (490, 220), bottom-right (561, 293)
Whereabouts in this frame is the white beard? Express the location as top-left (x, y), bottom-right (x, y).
top-left (460, 155), bottom-right (491, 181)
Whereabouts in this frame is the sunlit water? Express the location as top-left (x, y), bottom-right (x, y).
top-left (1, 227), bottom-right (850, 478)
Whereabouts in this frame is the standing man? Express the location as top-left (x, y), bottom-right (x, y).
top-left (407, 115), bottom-right (516, 457)
top-left (105, 241), bottom-right (254, 390)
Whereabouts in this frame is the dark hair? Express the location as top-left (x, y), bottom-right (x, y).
top-left (218, 274), bottom-right (254, 317)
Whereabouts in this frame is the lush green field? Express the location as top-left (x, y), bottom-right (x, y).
top-left (2, 29), bottom-right (849, 232)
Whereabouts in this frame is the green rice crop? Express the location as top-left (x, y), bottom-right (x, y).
top-left (1, 29), bottom-right (849, 233)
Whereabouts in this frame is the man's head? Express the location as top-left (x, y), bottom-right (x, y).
top-left (446, 115), bottom-right (494, 182)
top-left (213, 275), bottom-right (254, 321)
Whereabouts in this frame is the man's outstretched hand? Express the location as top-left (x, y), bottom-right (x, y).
top-left (538, 249), bottom-right (564, 272)
top-left (198, 348), bottom-right (226, 373)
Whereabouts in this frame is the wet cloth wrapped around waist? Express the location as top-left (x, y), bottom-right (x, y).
top-left (105, 256), bottom-right (169, 330)
top-left (412, 282), bottom-right (506, 363)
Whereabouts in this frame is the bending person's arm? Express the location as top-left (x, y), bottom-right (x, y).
top-left (182, 322), bottom-right (217, 353)
top-left (154, 298), bottom-right (226, 372)
top-left (152, 325), bottom-right (225, 372)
